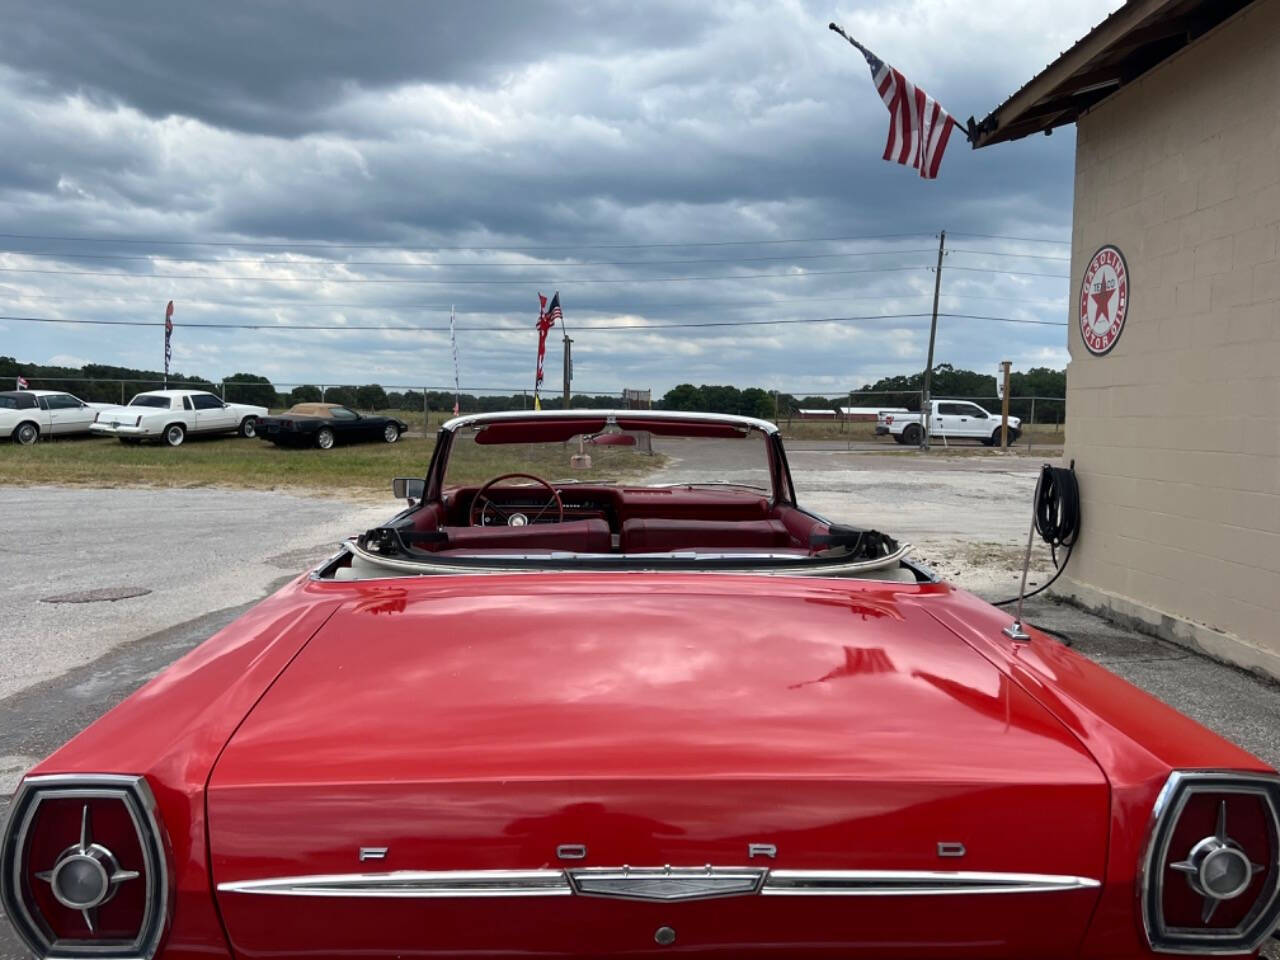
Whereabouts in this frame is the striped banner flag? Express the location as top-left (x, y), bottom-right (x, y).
top-left (830, 24), bottom-right (959, 180)
top-left (164, 300), bottom-right (174, 382)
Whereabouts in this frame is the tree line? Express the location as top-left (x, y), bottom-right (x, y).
top-left (658, 364), bottom-right (1066, 423)
top-left (2, 355), bottom-right (1065, 422)
top-left (0, 356), bottom-right (621, 413)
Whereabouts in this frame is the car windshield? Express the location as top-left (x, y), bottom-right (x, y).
top-left (444, 423), bottom-right (773, 493)
top-left (129, 395), bottom-right (172, 408)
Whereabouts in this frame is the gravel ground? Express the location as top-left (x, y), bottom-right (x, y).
top-left (1, 463), bottom-right (1278, 959)
top-left (0, 486), bottom-right (390, 706)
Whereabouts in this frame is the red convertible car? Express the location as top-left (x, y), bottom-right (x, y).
top-left (3, 409), bottom-right (1279, 959)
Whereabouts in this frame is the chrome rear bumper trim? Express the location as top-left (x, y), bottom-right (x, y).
top-left (217, 867), bottom-right (1100, 899)
top-left (217, 869), bottom-right (571, 898)
top-left (761, 870), bottom-right (1102, 896)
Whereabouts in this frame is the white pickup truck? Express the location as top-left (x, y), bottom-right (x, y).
top-left (876, 400), bottom-right (1021, 446)
top-left (90, 389), bottom-right (267, 446)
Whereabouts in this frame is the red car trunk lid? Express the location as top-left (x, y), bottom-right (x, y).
top-left (209, 575), bottom-right (1108, 958)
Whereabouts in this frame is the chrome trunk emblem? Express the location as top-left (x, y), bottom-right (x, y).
top-left (567, 865), bottom-right (766, 902)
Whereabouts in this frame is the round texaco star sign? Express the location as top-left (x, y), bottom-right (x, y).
top-left (1079, 244), bottom-right (1129, 356)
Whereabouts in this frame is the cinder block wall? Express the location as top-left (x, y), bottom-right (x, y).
top-left (1064, 0), bottom-right (1280, 677)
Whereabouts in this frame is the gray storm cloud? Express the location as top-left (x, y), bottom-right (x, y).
top-left (0, 0), bottom-right (1122, 393)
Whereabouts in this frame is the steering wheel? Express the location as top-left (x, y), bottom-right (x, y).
top-left (469, 473), bottom-right (565, 527)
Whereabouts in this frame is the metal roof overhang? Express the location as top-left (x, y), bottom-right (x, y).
top-left (971, 0), bottom-right (1258, 148)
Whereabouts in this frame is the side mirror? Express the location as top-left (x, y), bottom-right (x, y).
top-left (392, 477), bottom-right (425, 502)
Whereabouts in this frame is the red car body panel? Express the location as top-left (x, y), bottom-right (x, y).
top-left (205, 575), bottom-right (1111, 958)
top-left (24, 570), bottom-right (1270, 959)
top-left (925, 591), bottom-right (1270, 958)
top-left (28, 589), bottom-right (345, 960)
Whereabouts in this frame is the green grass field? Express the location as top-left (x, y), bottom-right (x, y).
top-left (0, 434), bottom-right (661, 496)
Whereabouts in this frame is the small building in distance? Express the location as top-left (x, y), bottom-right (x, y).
top-left (795, 408), bottom-right (837, 420)
top-left (840, 406), bottom-right (909, 422)
top-left (973, 0), bottom-right (1280, 678)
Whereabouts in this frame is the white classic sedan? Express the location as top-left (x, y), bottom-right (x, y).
top-left (1, 389), bottom-right (111, 444)
top-left (90, 389), bottom-right (267, 446)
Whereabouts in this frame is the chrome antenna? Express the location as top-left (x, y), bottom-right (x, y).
top-left (1003, 486), bottom-right (1037, 643)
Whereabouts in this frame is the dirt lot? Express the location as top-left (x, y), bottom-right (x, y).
top-left (787, 446), bottom-right (1055, 598)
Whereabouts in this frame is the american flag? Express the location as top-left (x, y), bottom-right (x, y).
top-left (534, 292), bottom-right (553, 406)
top-left (16, 375), bottom-right (28, 389)
top-left (545, 291), bottom-right (562, 324)
top-left (832, 25), bottom-right (958, 180)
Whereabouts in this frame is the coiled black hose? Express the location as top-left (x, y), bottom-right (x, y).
top-left (993, 462), bottom-right (1081, 607)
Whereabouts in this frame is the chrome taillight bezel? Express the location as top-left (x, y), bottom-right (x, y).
top-left (0, 774), bottom-right (170, 960)
top-left (1141, 770), bottom-right (1280, 954)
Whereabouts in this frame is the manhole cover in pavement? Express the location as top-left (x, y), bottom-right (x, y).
top-left (40, 586), bottom-right (153, 604)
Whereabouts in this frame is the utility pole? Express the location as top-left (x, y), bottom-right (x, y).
top-left (562, 335), bottom-right (572, 409)
top-left (1000, 360), bottom-right (1013, 448)
top-left (920, 230), bottom-right (945, 450)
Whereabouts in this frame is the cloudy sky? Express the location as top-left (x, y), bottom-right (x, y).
top-left (0, 0), bottom-right (1122, 397)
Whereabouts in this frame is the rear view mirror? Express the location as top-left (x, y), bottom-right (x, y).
top-left (392, 477), bottom-right (425, 501)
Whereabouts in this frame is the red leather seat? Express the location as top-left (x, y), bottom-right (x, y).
top-left (622, 518), bottom-right (793, 553)
top-left (435, 519), bottom-right (611, 553)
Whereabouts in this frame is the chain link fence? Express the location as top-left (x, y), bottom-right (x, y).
top-left (5, 375), bottom-right (1065, 437)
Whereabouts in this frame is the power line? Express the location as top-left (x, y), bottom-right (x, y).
top-left (0, 289), bottom-right (1069, 311)
top-left (948, 248), bottom-right (1071, 262)
top-left (0, 230), bottom-right (935, 252)
top-left (0, 248), bottom-right (940, 269)
top-left (0, 264), bottom-right (935, 285)
top-left (0, 312), bottom-right (1068, 332)
top-left (0, 262), bottom-right (1073, 284)
top-left (948, 232), bottom-right (1071, 245)
top-left (943, 265), bottom-right (1070, 280)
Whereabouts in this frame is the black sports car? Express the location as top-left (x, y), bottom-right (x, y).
top-left (256, 403), bottom-right (409, 449)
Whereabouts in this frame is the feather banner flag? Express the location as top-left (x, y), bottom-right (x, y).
top-left (533, 292), bottom-right (555, 410)
top-left (829, 22), bottom-right (960, 180)
top-left (163, 301), bottom-right (174, 385)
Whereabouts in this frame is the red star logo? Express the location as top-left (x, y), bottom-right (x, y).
top-left (1091, 280), bottom-right (1115, 324)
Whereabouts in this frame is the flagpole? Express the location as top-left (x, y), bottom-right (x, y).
top-left (920, 230), bottom-right (945, 451)
top-left (559, 294), bottom-right (572, 410)
top-left (827, 21), bottom-right (974, 145)
top-left (827, 21), bottom-right (874, 60)
top-left (450, 304), bottom-right (460, 416)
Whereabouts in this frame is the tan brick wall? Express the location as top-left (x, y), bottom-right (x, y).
top-left (1064, 0), bottom-right (1280, 676)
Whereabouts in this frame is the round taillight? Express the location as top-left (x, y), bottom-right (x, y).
top-left (0, 775), bottom-right (168, 959)
top-left (1142, 771), bottom-right (1280, 953)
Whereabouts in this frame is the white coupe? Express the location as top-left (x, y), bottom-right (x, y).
top-left (90, 389), bottom-right (267, 446)
top-left (1, 389), bottom-right (112, 444)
